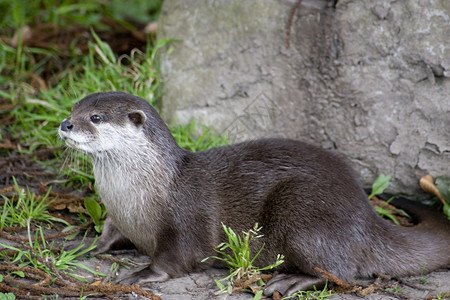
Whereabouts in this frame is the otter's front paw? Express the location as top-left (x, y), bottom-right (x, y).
top-left (91, 218), bottom-right (134, 256)
top-left (264, 273), bottom-right (325, 297)
top-left (118, 265), bottom-right (170, 285)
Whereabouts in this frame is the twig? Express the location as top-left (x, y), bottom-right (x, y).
top-left (0, 220), bottom-right (92, 243)
top-left (285, 0), bottom-right (303, 49)
top-left (0, 264), bottom-right (52, 286)
top-left (39, 181), bottom-right (85, 203)
top-left (314, 267), bottom-right (353, 289)
top-left (95, 254), bottom-right (137, 268)
top-left (0, 185), bottom-right (18, 195)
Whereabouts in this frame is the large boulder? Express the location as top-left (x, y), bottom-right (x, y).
top-left (158, 0), bottom-right (450, 197)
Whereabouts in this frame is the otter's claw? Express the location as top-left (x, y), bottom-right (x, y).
top-left (264, 273), bottom-right (325, 296)
top-left (118, 265), bottom-right (170, 285)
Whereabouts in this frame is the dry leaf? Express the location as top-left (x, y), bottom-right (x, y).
top-left (419, 174), bottom-right (445, 205)
top-left (91, 280), bottom-right (103, 286)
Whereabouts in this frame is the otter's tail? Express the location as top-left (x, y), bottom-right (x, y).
top-left (365, 196), bottom-right (450, 278)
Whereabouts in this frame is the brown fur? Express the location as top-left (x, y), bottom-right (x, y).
top-left (59, 92), bottom-right (450, 296)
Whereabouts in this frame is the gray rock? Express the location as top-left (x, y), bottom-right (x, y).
top-left (1, 232), bottom-right (448, 299)
top-left (94, 251), bottom-right (450, 299)
top-left (158, 0), bottom-right (450, 197)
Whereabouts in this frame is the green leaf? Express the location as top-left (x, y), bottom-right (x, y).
top-left (94, 224), bottom-right (103, 233)
top-left (84, 197), bottom-right (101, 222)
top-left (435, 175), bottom-right (450, 202)
top-left (11, 270), bottom-right (25, 278)
top-left (443, 202), bottom-right (450, 220)
top-left (368, 173), bottom-right (391, 199)
top-left (0, 293), bottom-right (16, 300)
top-left (252, 290), bottom-right (263, 300)
top-left (214, 279), bottom-right (225, 289)
top-left (374, 205), bottom-right (400, 226)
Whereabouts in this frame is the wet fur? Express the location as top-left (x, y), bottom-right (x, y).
top-left (59, 92), bottom-right (450, 295)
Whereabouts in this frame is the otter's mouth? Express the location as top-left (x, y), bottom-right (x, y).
top-left (59, 130), bottom-right (88, 151)
top-left (62, 137), bottom-right (100, 154)
top-left (60, 135), bottom-right (88, 151)
top-left (64, 138), bottom-right (80, 149)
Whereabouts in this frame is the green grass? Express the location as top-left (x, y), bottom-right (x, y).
top-left (0, 229), bottom-right (103, 281)
top-left (0, 179), bottom-right (103, 282)
top-left (0, 0), bottom-right (162, 34)
top-left (202, 223), bottom-right (285, 295)
top-left (432, 290), bottom-right (450, 300)
top-left (0, 177), bottom-right (69, 231)
top-left (420, 263), bottom-right (429, 284)
top-left (172, 120), bottom-right (228, 152)
top-left (386, 285), bottom-right (408, 295)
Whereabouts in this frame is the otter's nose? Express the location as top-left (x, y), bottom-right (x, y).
top-left (60, 120), bottom-right (73, 132)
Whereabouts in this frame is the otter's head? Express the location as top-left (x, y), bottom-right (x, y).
top-left (59, 92), bottom-right (171, 154)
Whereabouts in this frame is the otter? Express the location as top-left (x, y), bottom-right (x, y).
top-left (59, 92), bottom-right (450, 296)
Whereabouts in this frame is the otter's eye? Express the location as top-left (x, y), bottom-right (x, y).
top-left (90, 115), bottom-right (102, 124)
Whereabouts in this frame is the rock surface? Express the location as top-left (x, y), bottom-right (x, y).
top-left (133, 267), bottom-right (450, 300)
top-left (80, 248), bottom-right (450, 300)
top-left (157, 0), bottom-right (450, 197)
top-left (1, 231), bottom-right (448, 299)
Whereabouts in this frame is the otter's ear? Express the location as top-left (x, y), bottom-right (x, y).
top-left (128, 110), bottom-right (146, 128)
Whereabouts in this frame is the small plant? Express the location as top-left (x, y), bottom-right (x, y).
top-left (367, 173), bottom-right (391, 200)
top-left (283, 281), bottom-right (336, 300)
top-left (202, 223), bottom-right (285, 294)
top-left (386, 285), bottom-right (408, 295)
top-left (0, 178), bottom-right (69, 231)
top-left (171, 120), bottom-right (228, 152)
top-left (368, 173), bottom-right (409, 225)
top-left (252, 290), bottom-right (264, 300)
top-left (432, 289), bottom-right (450, 300)
top-left (420, 175), bottom-right (450, 219)
top-left (84, 196), bottom-right (107, 233)
top-left (0, 275), bottom-right (16, 300)
top-left (373, 202), bottom-right (402, 225)
top-left (0, 179), bottom-right (104, 282)
top-left (0, 227), bottom-right (104, 281)
top-left (420, 263), bottom-right (429, 284)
